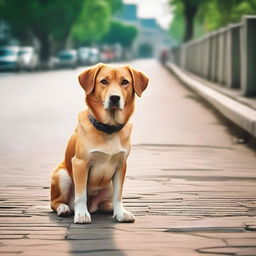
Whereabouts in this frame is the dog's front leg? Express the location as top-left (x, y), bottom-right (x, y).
top-left (112, 162), bottom-right (135, 223)
top-left (72, 157), bottom-right (91, 224)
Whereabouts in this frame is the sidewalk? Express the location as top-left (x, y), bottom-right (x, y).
top-left (0, 59), bottom-right (256, 256)
top-left (166, 62), bottom-right (256, 140)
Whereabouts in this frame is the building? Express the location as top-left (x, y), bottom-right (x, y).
top-left (115, 4), bottom-right (171, 58)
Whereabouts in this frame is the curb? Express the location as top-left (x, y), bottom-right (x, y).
top-left (166, 62), bottom-right (256, 138)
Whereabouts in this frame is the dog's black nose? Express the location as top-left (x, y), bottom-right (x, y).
top-left (109, 95), bottom-right (120, 104)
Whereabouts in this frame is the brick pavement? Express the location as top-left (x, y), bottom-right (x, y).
top-left (0, 60), bottom-right (256, 255)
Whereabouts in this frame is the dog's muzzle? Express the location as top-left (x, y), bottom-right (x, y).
top-left (108, 95), bottom-right (120, 109)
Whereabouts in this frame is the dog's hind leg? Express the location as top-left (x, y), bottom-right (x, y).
top-left (88, 184), bottom-right (113, 213)
top-left (98, 200), bottom-right (113, 213)
top-left (50, 166), bottom-right (73, 216)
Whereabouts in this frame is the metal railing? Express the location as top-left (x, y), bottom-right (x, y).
top-left (169, 16), bottom-right (256, 97)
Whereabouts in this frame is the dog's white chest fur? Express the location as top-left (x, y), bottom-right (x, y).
top-left (87, 136), bottom-right (129, 192)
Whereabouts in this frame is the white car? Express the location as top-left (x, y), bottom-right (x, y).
top-left (58, 49), bottom-right (78, 68)
top-left (88, 48), bottom-right (100, 65)
top-left (0, 46), bottom-right (21, 71)
top-left (77, 47), bottom-right (91, 66)
top-left (18, 47), bottom-right (39, 71)
top-left (47, 56), bottom-right (59, 70)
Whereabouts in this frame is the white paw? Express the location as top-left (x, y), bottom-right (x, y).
top-left (57, 204), bottom-right (70, 216)
top-left (74, 210), bottom-right (91, 224)
top-left (114, 207), bottom-right (135, 223)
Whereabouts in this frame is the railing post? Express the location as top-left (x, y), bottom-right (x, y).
top-left (217, 29), bottom-right (226, 85)
top-left (210, 31), bottom-right (218, 82)
top-left (226, 24), bottom-right (241, 88)
top-left (240, 16), bottom-right (256, 96)
top-left (180, 44), bottom-right (186, 69)
top-left (187, 43), bottom-right (192, 72)
top-left (223, 29), bottom-right (229, 85)
top-left (203, 36), bottom-right (211, 79)
top-left (199, 39), bottom-right (204, 77)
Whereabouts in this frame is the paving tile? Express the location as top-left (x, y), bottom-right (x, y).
top-left (0, 60), bottom-right (256, 255)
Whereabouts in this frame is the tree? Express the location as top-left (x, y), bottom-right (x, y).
top-left (107, 0), bottom-right (122, 13)
top-left (71, 0), bottom-right (111, 45)
top-left (201, 0), bottom-right (256, 31)
top-left (169, 0), bottom-right (206, 42)
top-left (0, 0), bottom-right (86, 64)
top-left (0, 0), bottom-right (121, 64)
top-left (169, 0), bottom-right (256, 43)
top-left (169, 2), bottom-right (184, 44)
top-left (101, 21), bottom-right (138, 48)
top-left (70, 0), bottom-right (123, 46)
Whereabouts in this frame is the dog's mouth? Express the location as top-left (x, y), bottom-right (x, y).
top-left (108, 104), bottom-right (120, 111)
top-left (104, 101), bottom-right (123, 111)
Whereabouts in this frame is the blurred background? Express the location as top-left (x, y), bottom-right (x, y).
top-left (0, 0), bottom-right (255, 71)
top-left (0, 0), bottom-right (171, 71)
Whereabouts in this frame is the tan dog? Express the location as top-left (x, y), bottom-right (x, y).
top-left (50, 63), bottom-right (148, 224)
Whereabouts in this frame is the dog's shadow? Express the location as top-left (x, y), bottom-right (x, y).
top-left (49, 211), bottom-right (126, 256)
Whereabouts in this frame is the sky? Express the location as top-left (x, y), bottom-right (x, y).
top-left (123, 0), bottom-right (173, 29)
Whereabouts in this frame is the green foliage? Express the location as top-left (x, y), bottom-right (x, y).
top-left (0, 0), bottom-right (86, 61)
top-left (0, 0), bottom-right (84, 40)
top-left (70, 0), bottom-right (123, 45)
top-left (169, 0), bottom-right (207, 42)
top-left (101, 20), bottom-right (138, 48)
top-left (169, 2), bottom-right (184, 44)
top-left (202, 0), bottom-right (256, 32)
top-left (169, 0), bottom-right (256, 43)
top-left (107, 0), bottom-right (123, 13)
top-left (71, 0), bottom-right (111, 45)
top-left (0, 0), bottom-right (122, 60)
top-left (170, 0), bottom-right (204, 8)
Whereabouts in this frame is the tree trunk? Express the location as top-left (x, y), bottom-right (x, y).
top-left (36, 32), bottom-right (51, 68)
top-left (40, 35), bottom-right (51, 67)
top-left (183, 3), bottom-right (198, 42)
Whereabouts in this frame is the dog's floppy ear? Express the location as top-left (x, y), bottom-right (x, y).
top-left (127, 66), bottom-right (149, 97)
top-left (78, 63), bottom-right (104, 95)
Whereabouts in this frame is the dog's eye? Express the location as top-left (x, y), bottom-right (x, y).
top-left (100, 79), bottom-right (108, 85)
top-left (121, 79), bottom-right (129, 86)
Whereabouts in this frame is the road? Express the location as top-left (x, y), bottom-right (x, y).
top-left (0, 59), bottom-right (256, 256)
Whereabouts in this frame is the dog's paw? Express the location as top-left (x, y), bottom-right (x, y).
top-left (74, 210), bottom-right (91, 224)
top-left (114, 207), bottom-right (135, 223)
top-left (57, 204), bottom-right (70, 217)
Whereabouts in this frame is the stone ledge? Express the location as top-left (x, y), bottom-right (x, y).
top-left (166, 62), bottom-right (256, 138)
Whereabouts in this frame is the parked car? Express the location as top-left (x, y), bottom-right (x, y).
top-left (88, 48), bottom-right (100, 65)
top-left (0, 46), bottom-right (21, 71)
top-left (77, 47), bottom-right (91, 66)
top-left (57, 49), bottom-right (78, 68)
top-left (100, 49), bottom-right (114, 63)
top-left (47, 56), bottom-right (59, 70)
top-left (112, 44), bottom-right (123, 61)
top-left (18, 46), bottom-right (39, 71)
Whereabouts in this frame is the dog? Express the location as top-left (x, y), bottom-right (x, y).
top-left (50, 63), bottom-right (148, 224)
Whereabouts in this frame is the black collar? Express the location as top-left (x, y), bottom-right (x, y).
top-left (88, 114), bottom-right (124, 134)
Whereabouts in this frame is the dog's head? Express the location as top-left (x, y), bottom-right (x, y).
top-left (78, 63), bottom-right (148, 125)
